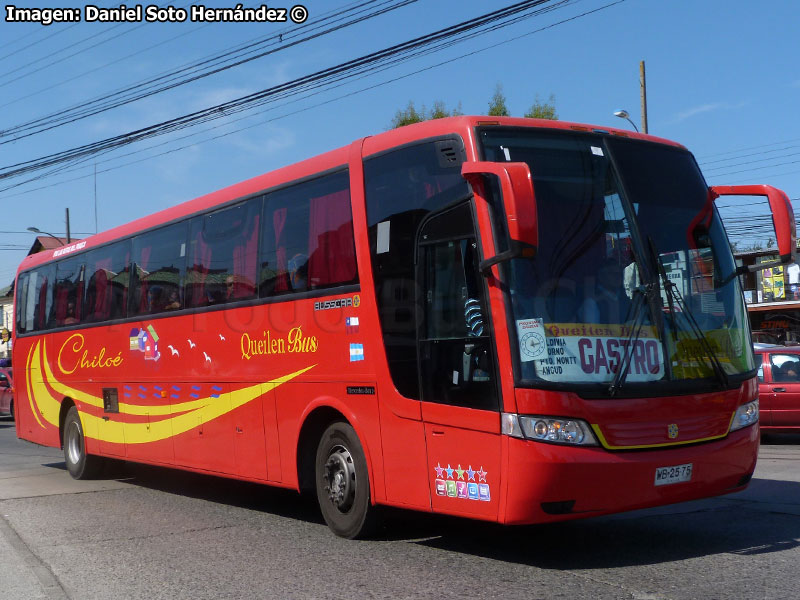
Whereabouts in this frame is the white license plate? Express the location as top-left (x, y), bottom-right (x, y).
top-left (654, 463), bottom-right (693, 486)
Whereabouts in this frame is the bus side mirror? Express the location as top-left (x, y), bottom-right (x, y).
top-left (710, 184), bottom-right (797, 269)
top-left (461, 161), bottom-right (538, 275)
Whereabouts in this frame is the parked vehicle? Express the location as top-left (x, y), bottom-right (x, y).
top-left (0, 367), bottom-right (13, 419)
top-left (755, 346), bottom-right (800, 431)
top-left (752, 330), bottom-right (781, 345)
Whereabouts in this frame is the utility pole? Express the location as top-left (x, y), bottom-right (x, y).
top-left (640, 60), bottom-right (648, 134)
top-left (65, 207), bottom-right (71, 243)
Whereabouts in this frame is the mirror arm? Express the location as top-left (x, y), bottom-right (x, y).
top-left (478, 242), bottom-right (534, 276)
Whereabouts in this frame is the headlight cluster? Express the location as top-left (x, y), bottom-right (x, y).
top-left (501, 413), bottom-right (598, 446)
top-left (730, 399), bottom-right (759, 432)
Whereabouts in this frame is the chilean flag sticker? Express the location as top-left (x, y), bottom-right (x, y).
top-left (346, 316), bottom-right (360, 334)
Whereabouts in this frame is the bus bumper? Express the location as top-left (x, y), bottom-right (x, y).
top-left (501, 423), bottom-right (759, 525)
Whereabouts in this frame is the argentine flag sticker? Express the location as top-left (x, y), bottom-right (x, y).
top-left (349, 343), bottom-right (365, 362)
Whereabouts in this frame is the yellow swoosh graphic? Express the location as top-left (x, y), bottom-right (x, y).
top-left (25, 343), bottom-right (45, 429)
top-left (29, 339), bottom-right (315, 445)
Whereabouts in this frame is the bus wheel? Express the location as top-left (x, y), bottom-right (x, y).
top-left (63, 407), bottom-right (103, 480)
top-left (315, 422), bottom-right (378, 539)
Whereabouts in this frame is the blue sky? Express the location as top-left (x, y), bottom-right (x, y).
top-left (1, 0), bottom-right (798, 286)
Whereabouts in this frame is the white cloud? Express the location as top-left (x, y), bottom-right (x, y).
top-left (675, 103), bottom-right (724, 122)
top-left (672, 101), bottom-right (749, 123)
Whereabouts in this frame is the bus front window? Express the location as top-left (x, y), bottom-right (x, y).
top-left (479, 128), bottom-right (753, 396)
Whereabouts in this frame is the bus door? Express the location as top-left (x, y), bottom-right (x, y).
top-left (417, 202), bottom-right (502, 518)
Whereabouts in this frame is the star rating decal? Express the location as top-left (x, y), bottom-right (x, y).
top-left (432, 460), bottom-right (490, 501)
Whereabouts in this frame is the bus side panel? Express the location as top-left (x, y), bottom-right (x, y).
top-left (16, 337), bottom-right (60, 449)
top-left (377, 398), bottom-right (430, 510)
top-left (275, 382), bottom-right (383, 499)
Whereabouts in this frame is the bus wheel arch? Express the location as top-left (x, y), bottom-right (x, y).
top-left (296, 406), bottom-right (346, 495)
top-left (296, 405), bottom-right (380, 538)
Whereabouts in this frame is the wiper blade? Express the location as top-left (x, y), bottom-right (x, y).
top-left (608, 283), bottom-right (653, 397)
top-left (646, 236), bottom-right (729, 389)
top-left (664, 279), bottom-right (729, 388)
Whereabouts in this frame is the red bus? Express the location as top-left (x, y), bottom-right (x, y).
top-left (13, 116), bottom-right (795, 538)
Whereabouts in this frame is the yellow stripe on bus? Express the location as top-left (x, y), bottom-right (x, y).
top-left (590, 416), bottom-right (735, 450)
top-left (28, 339), bottom-right (315, 445)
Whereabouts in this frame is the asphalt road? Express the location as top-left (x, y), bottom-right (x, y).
top-left (2, 416), bottom-right (799, 600)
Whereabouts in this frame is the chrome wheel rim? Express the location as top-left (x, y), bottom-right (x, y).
top-left (323, 444), bottom-right (356, 513)
top-left (66, 421), bottom-right (82, 465)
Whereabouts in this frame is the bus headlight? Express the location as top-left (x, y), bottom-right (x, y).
top-left (730, 399), bottom-right (759, 432)
top-left (502, 413), bottom-right (598, 446)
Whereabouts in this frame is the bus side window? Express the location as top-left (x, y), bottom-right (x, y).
top-left (15, 272), bottom-right (30, 334)
top-left (54, 258), bottom-right (85, 327)
top-left (185, 199), bottom-right (260, 308)
top-left (83, 241), bottom-right (130, 322)
top-left (259, 170), bottom-right (356, 297)
top-left (131, 222), bottom-right (188, 316)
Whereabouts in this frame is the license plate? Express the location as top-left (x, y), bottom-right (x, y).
top-left (654, 463), bottom-right (693, 486)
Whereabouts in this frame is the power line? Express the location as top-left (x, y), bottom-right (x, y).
top-left (0, 0), bottom-right (623, 198)
top-left (0, 0), bottom-right (184, 86)
top-left (0, 0), bottom-right (572, 181)
top-left (697, 136), bottom-right (800, 161)
top-left (0, 0), bottom-right (416, 142)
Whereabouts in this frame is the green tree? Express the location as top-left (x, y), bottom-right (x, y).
top-left (390, 87), bottom-right (558, 127)
top-left (391, 100), bottom-right (462, 128)
top-left (430, 100), bottom-right (463, 119)
top-left (487, 83), bottom-right (509, 117)
top-left (524, 93), bottom-right (558, 120)
top-left (390, 101), bottom-right (426, 128)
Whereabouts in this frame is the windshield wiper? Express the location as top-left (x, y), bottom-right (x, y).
top-left (608, 282), bottom-right (654, 397)
top-left (647, 236), bottom-right (729, 389)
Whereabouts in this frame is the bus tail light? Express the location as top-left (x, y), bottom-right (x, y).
top-left (502, 413), bottom-right (598, 446)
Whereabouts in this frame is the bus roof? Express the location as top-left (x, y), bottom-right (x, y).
top-left (16, 115), bottom-right (684, 275)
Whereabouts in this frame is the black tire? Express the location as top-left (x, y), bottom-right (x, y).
top-left (315, 422), bottom-right (379, 539)
top-left (63, 406), bottom-right (103, 479)
top-left (8, 399), bottom-right (13, 421)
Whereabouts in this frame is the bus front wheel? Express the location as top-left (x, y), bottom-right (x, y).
top-left (315, 422), bottom-right (379, 539)
top-left (63, 407), bottom-right (103, 479)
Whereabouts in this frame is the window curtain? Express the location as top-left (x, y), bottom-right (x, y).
top-left (188, 232), bottom-right (212, 307)
top-left (307, 190), bottom-right (356, 287)
top-left (92, 257), bottom-right (112, 320)
top-left (272, 208), bottom-right (289, 292)
top-left (231, 215), bottom-right (259, 299)
top-left (136, 247), bottom-right (152, 313)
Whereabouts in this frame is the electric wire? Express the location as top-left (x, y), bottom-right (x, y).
top-left (0, 0), bottom-right (571, 181)
top-left (0, 0), bottom-right (372, 110)
top-left (0, 0), bottom-right (622, 197)
top-left (0, 0), bottom-right (185, 87)
top-left (0, 0), bottom-right (416, 140)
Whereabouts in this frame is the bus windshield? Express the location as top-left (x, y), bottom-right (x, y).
top-left (479, 128), bottom-right (753, 395)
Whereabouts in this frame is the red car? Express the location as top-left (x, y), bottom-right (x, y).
top-left (755, 346), bottom-right (800, 431)
top-left (0, 367), bottom-right (12, 420)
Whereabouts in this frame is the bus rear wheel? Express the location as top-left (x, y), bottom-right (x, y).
top-left (315, 422), bottom-right (379, 539)
top-left (63, 407), bottom-right (103, 479)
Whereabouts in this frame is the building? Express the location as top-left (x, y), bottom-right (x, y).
top-left (736, 247), bottom-right (800, 344)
